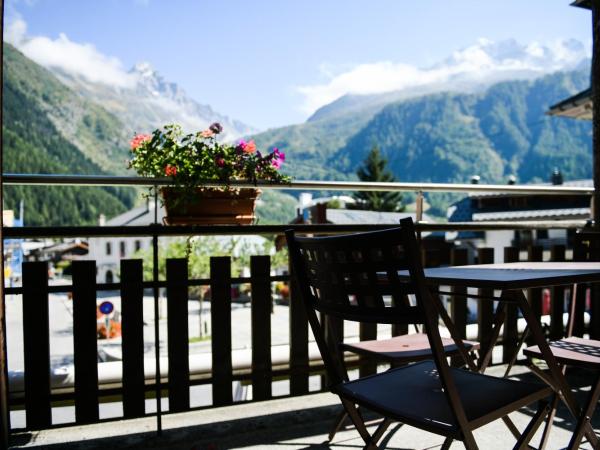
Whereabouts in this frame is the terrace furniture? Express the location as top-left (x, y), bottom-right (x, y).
top-left (398, 260), bottom-right (600, 449)
top-left (286, 218), bottom-right (552, 449)
top-left (521, 228), bottom-right (600, 449)
top-left (328, 298), bottom-right (480, 441)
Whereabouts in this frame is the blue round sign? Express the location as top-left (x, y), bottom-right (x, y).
top-left (99, 301), bottom-right (114, 315)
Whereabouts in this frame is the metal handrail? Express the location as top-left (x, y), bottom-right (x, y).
top-left (0, 220), bottom-right (588, 239)
top-left (2, 173), bottom-right (594, 195)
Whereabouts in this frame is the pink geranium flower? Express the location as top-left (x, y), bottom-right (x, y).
top-left (130, 134), bottom-right (151, 151)
top-left (216, 157), bottom-right (225, 167)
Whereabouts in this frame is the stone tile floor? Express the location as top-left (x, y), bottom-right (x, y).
top-left (9, 365), bottom-right (600, 449)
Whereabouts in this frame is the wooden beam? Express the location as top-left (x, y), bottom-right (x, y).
top-left (0, 0), bottom-right (10, 446)
top-left (593, 1), bottom-right (600, 225)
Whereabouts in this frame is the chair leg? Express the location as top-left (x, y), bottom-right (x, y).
top-left (462, 429), bottom-right (479, 450)
top-left (328, 408), bottom-right (348, 441)
top-left (566, 372), bottom-right (600, 450)
top-left (537, 393), bottom-right (560, 450)
top-left (513, 401), bottom-right (550, 450)
top-left (370, 418), bottom-right (393, 445)
top-left (340, 398), bottom-right (379, 449)
top-left (440, 436), bottom-right (453, 450)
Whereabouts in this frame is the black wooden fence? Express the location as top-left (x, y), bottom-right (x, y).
top-left (7, 239), bottom-right (600, 431)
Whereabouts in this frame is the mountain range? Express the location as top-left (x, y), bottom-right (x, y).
top-left (51, 61), bottom-right (255, 146)
top-left (2, 39), bottom-right (594, 224)
top-left (252, 66), bottom-right (592, 214)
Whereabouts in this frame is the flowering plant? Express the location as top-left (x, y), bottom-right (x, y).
top-left (127, 123), bottom-right (289, 194)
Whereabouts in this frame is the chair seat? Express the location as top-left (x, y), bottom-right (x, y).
top-left (340, 333), bottom-right (479, 364)
top-left (333, 360), bottom-right (551, 436)
top-left (524, 336), bottom-right (600, 370)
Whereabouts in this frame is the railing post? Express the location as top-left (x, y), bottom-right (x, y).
top-left (526, 245), bottom-right (543, 344)
top-left (450, 248), bottom-right (468, 366)
top-left (72, 261), bottom-right (99, 424)
top-left (121, 259), bottom-right (145, 418)
top-left (503, 247), bottom-right (520, 363)
top-left (22, 262), bottom-right (51, 429)
top-left (476, 248), bottom-right (494, 360)
top-left (211, 257), bottom-right (233, 406)
top-left (166, 258), bottom-right (190, 412)
top-left (289, 259), bottom-right (309, 396)
top-left (550, 245), bottom-right (566, 340)
top-left (250, 256), bottom-right (273, 401)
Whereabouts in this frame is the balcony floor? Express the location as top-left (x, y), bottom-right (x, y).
top-left (9, 365), bottom-right (599, 450)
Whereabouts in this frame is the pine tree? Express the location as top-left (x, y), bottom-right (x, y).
top-left (351, 146), bottom-right (403, 211)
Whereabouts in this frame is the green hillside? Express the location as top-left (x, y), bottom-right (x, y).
top-left (2, 44), bottom-right (135, 226)
top-left (335, 70), bottom-right (592, 184)
top-left (252, 68), bottom-right (592, 215)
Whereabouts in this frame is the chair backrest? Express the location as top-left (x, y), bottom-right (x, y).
top-left (286, 218), bottom-right (472, 430)
top-left (286, 219), bottom-right (462, 388)
top-left (287, 226), bottom-right (423, 326)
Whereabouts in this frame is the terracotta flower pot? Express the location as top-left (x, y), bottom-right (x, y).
top-left (161, 187), bottom-right (260, 225)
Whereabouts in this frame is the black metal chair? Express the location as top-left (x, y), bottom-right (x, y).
top-left (286, 218), bottom-right (552, 449)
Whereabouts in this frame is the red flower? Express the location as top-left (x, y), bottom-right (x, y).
top-left (165, 164), bottom-right (177, 176)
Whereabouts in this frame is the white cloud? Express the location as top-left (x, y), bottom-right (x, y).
top-left (296, 38), bottom-right (589, 115)
top-left (5, 18), bottom-right (136, 88)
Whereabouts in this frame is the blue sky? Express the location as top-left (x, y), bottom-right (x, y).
top-left (5, 0), bottom-right (593, 129)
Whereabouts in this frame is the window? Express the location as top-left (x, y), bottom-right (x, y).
top-left (134, 240), bottom-right (142, 252)
top-left (120, 241), bottom-right (126, 258)
top-left (537, 229), bottom-right (549, 240)
top-left (106, 242), bottom-right (112, 255)
top-left (105, 270), bottom-right (114, 284)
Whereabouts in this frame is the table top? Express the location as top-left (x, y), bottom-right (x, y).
top-left (398, 262), bottom-right (600, 290)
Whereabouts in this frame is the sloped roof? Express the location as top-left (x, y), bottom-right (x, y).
top-left (325, 209), bottom-right (431, 224)
top-left (472, 207), bottom-right (589, 222)
top-left (571, 0), bottom-right (592, 9)
top-left (547, 87), bottom-right (593, 120)
top-left (106, 202), bottom-right (166, 226)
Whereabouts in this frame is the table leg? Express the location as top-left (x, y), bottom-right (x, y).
top-left (511, 288), bottom-right (599, 448)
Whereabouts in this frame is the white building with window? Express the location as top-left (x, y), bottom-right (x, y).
top-left (88, 201), bottom-right (163, 283)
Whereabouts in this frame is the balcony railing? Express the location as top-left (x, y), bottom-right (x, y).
top-left (1, 174), bottom-right (597, 436)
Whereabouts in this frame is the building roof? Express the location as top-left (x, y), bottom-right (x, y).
top-left (106, 202), bottom-right (166, 226)
top-left (547, 87), bottom-right (593, 120)
top-left (571, 0), bottom-right (592, 9)
top-left (325, 208), bottom-right (432, 225)
top-left (472, 207), bottom-right (590, 222)
top-left (467, 179), bottom-right (593, 199)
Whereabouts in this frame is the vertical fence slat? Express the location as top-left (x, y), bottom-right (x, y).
top-left (572, 237), bottom-right (587, 337)
top-left (211, 257), bottom-right (232, 406)
top-left (289, 261), bottom-right (309, 396)
top-left (503, 247), bottom-right (519, 363)
top-left (550, 245), bottom-right (566, 340)
top-left (527, 246), bottom-right (544, 336)
top-left (322, 314), bottom-right (344, 386)
top-left (22, 262), bottom-right (51, 429)
top-left (476, 248), bottom-right (494, 359)
top-left (358, 321), bottom-right (376, 377)
top-left (585, 232), bottom-right (600, 339)
top-left (167, 258), bottom-right (190, 412)
top-left (72, 261), bottom-right (99, 424)
top-left (121, 259), bottom-right (145, 418)
top-left (251, 256), bottom-right (272, 401)
top-left (450, 248), bottom-right (468, 366)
